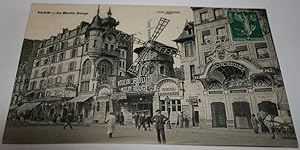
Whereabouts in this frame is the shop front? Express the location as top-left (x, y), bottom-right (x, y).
top-left (155, 78), bottom-right (184, 125)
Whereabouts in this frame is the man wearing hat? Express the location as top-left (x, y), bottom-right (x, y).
top-left (151, 109), bottom-right (168, 144)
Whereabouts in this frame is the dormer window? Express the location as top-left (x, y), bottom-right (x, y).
top-left (200, 11), bottom-right (209, 22)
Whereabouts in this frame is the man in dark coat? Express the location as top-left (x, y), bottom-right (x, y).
top-left (64, 113), bottom-right (73, 130)
top-left (138, 113), bottom-right (147, 131)
top-left (151, 109), bottom-right (168, 144)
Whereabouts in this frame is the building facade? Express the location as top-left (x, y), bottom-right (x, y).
top-left (25, 7), bottom-right (134, 123)
top-left (175, 8), bottom-right (291, 128)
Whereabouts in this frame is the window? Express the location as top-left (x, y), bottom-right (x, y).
top-left (34, 70), bottom-right (38, 78)
top-left (57, 63), bottom-right (63, 73)
top-left (190, 65), bottom-right (195, 81)
top-left (55, 44), bottom-right (60, 50)
top-left (119, 61), bottom-right (122, 68)
top-left (85, 43), bottom-right (89, 52)
top-left (69, 61), bottom-right (76, 71)
top-left (160, 66), bottom-right (165, 74)
top-left (30, 81), bottom-right (37, 90)
top-left (74, 38), bottom-right (80, 45)
top-left (121, 51), bottom-right (125, 57)
top-left (58, 53), bottom-right (65, 61)
top-left (177, 100), bottom-right (181, 111)
top-left (82, 59), bottom-right (92, 80)
top-left (51, 55), bottom-right (56, 63)
top-left (93, 40), bottom-right (97, 47)
top-left (35, 60), bottom-right (40, 67)
top-left (62, 42), bottom-right (68, 49)
top-left (44, 58), bottom-right (49, 65)
top-left (110, 45), bottom-right (114, 51)
top-left (104, 43), bottom-right (109, 50)
top-left (71, 49), bottom-right (77, 58)
top-left (119, 72), bottom-right (122, 76)
top-left (122, 61), bottom-right (125, 69)
top-left (67, 74), bottom-right (75, 84)
top-left (200, 11), bottom-right (209, 22)
top-left (255, 42), bottom-right (270, 59)
top-left (97, 60), bottom-right (112, 75)
top-left (50, 66), bottom-right (56, 75)
top-left (80, 81), bottom-right (90, 92)
top-left (184, 42), bottom-right (194, 57)
top-left (55, 76), bottom-right (62, 86)
top-left (214, 9), bottom-right (225, 19)
top-left (39, 80), bottom-right (45, 89)
top-left (41, 68), bottom-right (48, 77)
top-left (236, 45), bottom-right (249, 59)
top-left (48, 46), bottom-right (54, 53)
top-left (48, 78), bottom-right (53, 87)
top-left (216, 27), bottom-right (226, 36)
top-left (202, 30), bottom-right (211, 44)
top-left (161, 100), bottom-right (166, 111)
top-left (172, 100), bottom-right (176, 111)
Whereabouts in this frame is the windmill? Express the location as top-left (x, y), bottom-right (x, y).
top-left (127, 17), bottom-right (179, 76)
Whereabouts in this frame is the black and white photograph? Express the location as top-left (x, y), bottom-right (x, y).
top-left (2, 3), bottom-right (298, 147)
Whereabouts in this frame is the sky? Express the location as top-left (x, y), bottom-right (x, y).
top-left (25, 4), bottom-right (194, 67)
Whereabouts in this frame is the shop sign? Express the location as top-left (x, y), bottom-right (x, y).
top-left (157, 79), bottom-right (181, 98)
top-left (117, 76), bottom-right (154, 93)
top-left (97, 85), bottom-right (111, 97)
top-left (210, 62), bottom-right (245, 73)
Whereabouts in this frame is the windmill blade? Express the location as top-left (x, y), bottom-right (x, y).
top-left (127, 47), bottom-right (150, 76)
top-left (132, 36), bottom-right (146, 45)
top-left (150, 17), bottom-right (170, 42)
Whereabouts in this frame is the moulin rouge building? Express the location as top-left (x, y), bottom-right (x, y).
top-left (174, 7), bottom-right (292, 128)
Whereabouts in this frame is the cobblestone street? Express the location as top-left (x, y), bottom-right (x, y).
top-left (2, 124), bottom-right (297, 147)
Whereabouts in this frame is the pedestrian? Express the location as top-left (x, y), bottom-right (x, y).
top-left (177, 112), bottom-right (184, 128)
top-left (138, 113), bottom-right (147, 131)
top-left (151, 109), bottom-right (168, 144)
top-left (77, 113), bottom-right (83, 125)
top-left (251, 113), bottom-right (259, 134)
top-left (145, 113), bottom-right (152, 131)
top-left (64, 113), bottom-right (73, 130)
top-left (120, 112), bottom-right (125, 125)
top-left (53, 113), bottom-right (58, 125)
top-left (105, 112), bottom-right (116, 138)
top-left (133, 113), bottom-right (139, 128)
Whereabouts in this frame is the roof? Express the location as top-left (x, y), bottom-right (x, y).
top-left (88, 15), bottom-right (103, 30)
top-left (68, 94), bottom-right (94, 103)
top-left (173, 21), bottom-right (194, 43)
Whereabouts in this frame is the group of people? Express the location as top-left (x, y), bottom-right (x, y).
top-left (105, 110), bottom-right (169, 144)
top-left (133, 112), bottom-right (152, 131)
top-left (250, 113), bottom-right (276, 139)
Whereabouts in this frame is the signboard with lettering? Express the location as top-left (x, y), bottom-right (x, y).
top-left (156, 78), bottom-right (182, 99)
top-left (117, 76), bottom-right (155, 93)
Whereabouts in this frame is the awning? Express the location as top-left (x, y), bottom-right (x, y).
top-left (17, 102), bottom-right (41, 113)
top-left (68, 95), bottom-right (93, 103)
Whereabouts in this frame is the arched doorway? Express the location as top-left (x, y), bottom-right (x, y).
top-left (211, 102), bottom-right (227, 128)
top-left (232, 102), bottom-right (251, 129)
top-left (258, 101), bottom-right (278, 116)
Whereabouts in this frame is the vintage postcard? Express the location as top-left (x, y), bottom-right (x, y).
top-left (3, 3), bottom-right (298, 147)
